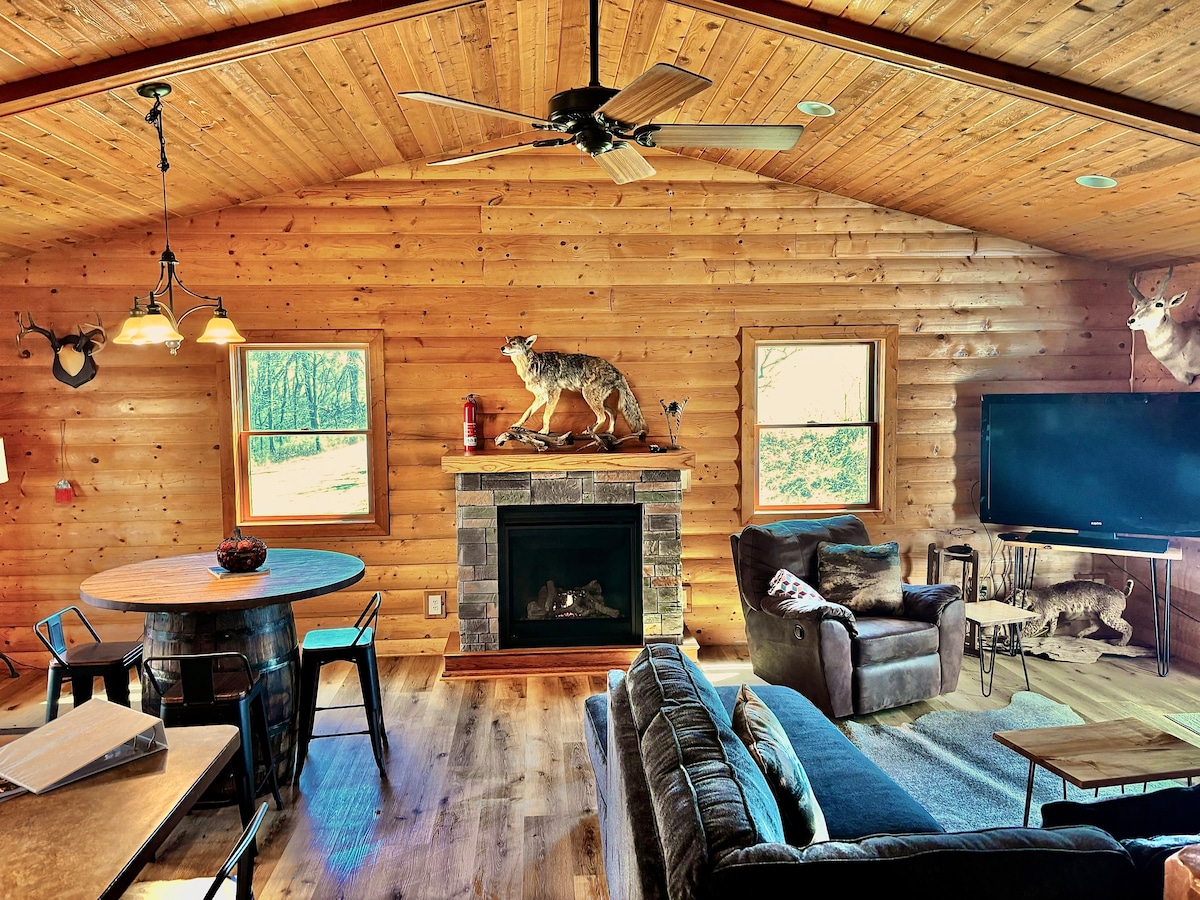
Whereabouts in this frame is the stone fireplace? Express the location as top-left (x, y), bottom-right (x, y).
top-left (445, 453), bottom-right (691, 654)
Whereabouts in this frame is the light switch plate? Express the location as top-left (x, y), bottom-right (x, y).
top-left (682, 583), bottom-right (692, 614)
top-left (425, 590), bottom-right (448, 619)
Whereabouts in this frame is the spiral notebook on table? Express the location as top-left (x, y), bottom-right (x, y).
top-left (0, 698), bottom-right (168, 801)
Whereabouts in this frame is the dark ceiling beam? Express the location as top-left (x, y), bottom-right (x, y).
top-left (694, 0), bottom-right (1200, 147)
top-left (0, 0), bottom-right (473, 118)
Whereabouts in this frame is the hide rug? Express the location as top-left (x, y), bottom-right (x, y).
top-left (843, 692), bottom-right (1178, 830)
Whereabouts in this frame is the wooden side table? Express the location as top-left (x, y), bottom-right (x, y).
top-left (964, 600), bottom-right (1038, 696)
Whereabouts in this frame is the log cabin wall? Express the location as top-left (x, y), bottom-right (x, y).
top-left (0, 152), bottom-right (1134, 664)
top-left (1131, 262), bottom-right (1200, 669)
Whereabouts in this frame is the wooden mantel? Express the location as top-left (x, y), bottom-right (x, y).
top-left (442, 448), bottom-right (695, 477)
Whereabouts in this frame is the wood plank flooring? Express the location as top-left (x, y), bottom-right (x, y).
top-left (1, 646), bottom-right (1198, 899)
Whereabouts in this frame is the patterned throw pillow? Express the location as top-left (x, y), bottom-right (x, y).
top-left (732, 684), bottom-right (829, 847)
top-left (817, 540), bottom-right (904, 616)
top-left (767, 568), bottom-right (825, 603)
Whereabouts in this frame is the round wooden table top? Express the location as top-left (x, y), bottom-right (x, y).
top-left (80, 548), bottom-right (366, 613)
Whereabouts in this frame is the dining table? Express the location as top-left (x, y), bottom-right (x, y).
top-left (0, 723), bottom-right (239, 900)
top-left (79, 548), bottom-right (366, 786)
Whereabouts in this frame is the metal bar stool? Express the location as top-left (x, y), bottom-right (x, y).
top-left (143, 652), bottom-right (284, 824)
top-left (295, 591), bottom-right (388, 781)
top-left (34, 605), bottom-right (143, 722)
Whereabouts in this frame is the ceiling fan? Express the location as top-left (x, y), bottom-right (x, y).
top-left (397, 0), bottom-right (805, 184)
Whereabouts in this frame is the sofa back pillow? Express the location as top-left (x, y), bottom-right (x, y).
top-left (641, 701), bottom-right (785, 900)
top-left (732, 685), bottom-right (828, 847)
top-left (626, 643), bottom-right (729, 737)
top-left (817, 541), bottom-right (904, 616)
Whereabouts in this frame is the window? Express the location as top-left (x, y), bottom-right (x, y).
top-left (221, 330), bottom-right (388, 537)
top-left (740, 325), bottom-right (897, 524)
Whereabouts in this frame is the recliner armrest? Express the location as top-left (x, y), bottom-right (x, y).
top-left (902, 583), bottom-right (962, 623)
top-left (760, 594), bottom-right (858, 638)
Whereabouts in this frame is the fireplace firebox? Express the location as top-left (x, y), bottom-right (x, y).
top-left (498, 504), bottom-right (642, 649)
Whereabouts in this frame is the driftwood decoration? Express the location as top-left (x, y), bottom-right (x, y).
top-left (494, 427), bottom-right (574, 452)
top-left (580, 432), bottom-right (642, 452)
top-left (1022, 636), bottom-right (1153, 664)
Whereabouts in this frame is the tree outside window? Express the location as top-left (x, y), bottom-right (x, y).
top-left (740, 326), bottom-right (896, 524)
top-left (221, 331), bottom-right (388, 537)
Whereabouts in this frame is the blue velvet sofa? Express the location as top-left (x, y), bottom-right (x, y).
top-left (584, 643), bottom-right (1188, 900)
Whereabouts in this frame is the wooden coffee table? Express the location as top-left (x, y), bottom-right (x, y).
top-left (994, 717), bottom-right (1200, 826)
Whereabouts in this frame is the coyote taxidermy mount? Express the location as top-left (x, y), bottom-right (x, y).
top-left (500, 335), bottom-right (647, 439)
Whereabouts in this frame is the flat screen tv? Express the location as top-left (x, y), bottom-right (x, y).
top-left (979, 392), bottom-right (1200, 542)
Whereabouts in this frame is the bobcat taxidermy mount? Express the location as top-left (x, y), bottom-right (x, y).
top-left (1017, 578), bottom-right (1135, 646)
top-left (501, 335), bottom-right (647, 438)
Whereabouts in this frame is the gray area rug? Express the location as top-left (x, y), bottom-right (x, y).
top-left (844, 692), bottom-right (1176, 830)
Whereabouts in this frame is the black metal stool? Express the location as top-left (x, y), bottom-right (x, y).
top-left (295, 592), bottom-right (387, 781)
top-left (35, 605), bottom-right (143, 721)
top-left (143, 651), bottom-right (284, 824)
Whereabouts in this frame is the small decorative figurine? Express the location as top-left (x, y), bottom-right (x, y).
top-left (659, 398), bottom-right (689, 450)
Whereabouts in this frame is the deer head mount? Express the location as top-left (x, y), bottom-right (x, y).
top-left (16, 312), bottom-right (107, 388)
top-left (1127, 266), bottom-right (1200, 385)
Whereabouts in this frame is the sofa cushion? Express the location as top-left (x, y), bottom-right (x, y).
top-left (731, 685), bottom-right (828, 847)
top-left (817, 541), bottom-right (904, 616)
top-left (1042, 783), bottom-right (1200, 839)
top-left (852, 617), bottom-right (939, 665)
top-left (626, 643), bottom-right (728, 737)
top-left (735, 516), bottom-right (871, 611)
top-left (708, 826), bottom-right (1138, 898)
top-left (641, 702), bottom-right (785, 900)
top-left (716, 684), bottom-right (942, 839)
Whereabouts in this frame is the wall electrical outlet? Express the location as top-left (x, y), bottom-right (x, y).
top-left (425, 590), bottom-right (447, 619)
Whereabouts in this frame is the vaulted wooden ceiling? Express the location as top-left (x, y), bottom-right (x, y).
top-left (1, 0), bottom-right (1198, 267)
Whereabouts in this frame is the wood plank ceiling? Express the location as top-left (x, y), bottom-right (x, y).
top-left (0, 0), bottom-right (1197, 267)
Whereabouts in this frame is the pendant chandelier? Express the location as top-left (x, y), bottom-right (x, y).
top-left (112, 82), bottom-right (244, 355)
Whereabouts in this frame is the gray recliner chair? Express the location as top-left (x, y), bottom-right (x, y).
top-left (731, 515), bottom-right (965, 718)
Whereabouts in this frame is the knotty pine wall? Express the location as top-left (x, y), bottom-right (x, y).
top-left (0, 152), bottom-right (1137, 664)
top-left (1132, 263), bottom-right (1200, 669)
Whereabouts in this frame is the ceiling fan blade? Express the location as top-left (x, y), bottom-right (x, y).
top-left (635, 123), bottom-right (805, 150)
top-left (427, 138), bottom-right (570, 166)
top-left (592, 143), bottom-right (656, 185)
top-left (596, 63), bottom-right (712, 127)
top-left (398, 91), bottom-right (553, 129)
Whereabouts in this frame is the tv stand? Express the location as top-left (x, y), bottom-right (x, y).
top-left (998, 532), bottom-right (1182, 676)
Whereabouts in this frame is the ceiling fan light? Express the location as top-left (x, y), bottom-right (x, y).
top-left (196, 310), bottom-right (246, 344)
top-left (1076, 174), bottom-right (1117, 189)
top-left (137, 311), bottom-right (184, 344)
top-left (797, 100), bottom-right (836, 117)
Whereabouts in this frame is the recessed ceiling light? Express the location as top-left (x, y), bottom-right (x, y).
top-left (797, 101), bottom-right (836, 117)
top-left (1076, 174), bottom-right (1117, 189)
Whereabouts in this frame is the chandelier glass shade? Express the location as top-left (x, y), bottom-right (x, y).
top-left (113, 82), bottom-right (243, 355)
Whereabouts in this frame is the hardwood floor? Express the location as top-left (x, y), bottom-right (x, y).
top-left (1, 646), bottom-right (1198, 899)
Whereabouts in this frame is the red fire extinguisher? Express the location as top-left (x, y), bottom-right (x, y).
top-left (463, 394), bottom-right (480, 455)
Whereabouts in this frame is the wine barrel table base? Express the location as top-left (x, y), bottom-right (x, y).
top-left (142, 603), bottom-right (300, 792)
top-left (79, 549), bottom-right (366, 797)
